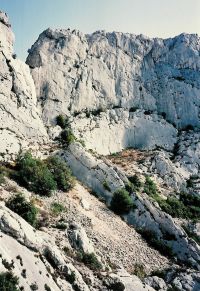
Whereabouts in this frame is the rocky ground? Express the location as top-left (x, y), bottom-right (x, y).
top-left (1, 9), bottom-right (200, 291)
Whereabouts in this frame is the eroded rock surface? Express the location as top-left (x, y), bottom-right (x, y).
top-left (27, 28), bottom-right (200, 154)
top-left (0, 12), bottom-right (48, 161)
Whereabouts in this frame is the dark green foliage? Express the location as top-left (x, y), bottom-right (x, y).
top-left (13, 152), bottom-right (75, 197)
top-left (60, 129), bottom-right (76, 146)
top-left (180, 192), bottom-right (200, 208)
top-left (15, 152), bottom-right (56, 196)
top-left (128, 174), bottom-right (142, 191)
top-left (2, 259), bottom-right (14, 270)
top-left (56, 115), bottom-right (69, 129)
top-left (153, 192), bottom-right (200, 220)
top-left (137, 228), bottom-right (173, 258)
top-left (103, 180), bottom-right (111, 191)
top-left (30, 283), bottom-right (38, 290)
top-left (158, 196), bottom-right (187, 218)
top-left (54, 222), bottom-right (67, 230)
top-left (6, 193), bottom-right (38, 227)
top-left (80, 252), bottom-right (102, 271)
top-left (144, 176), bottom-right (158, 196)
top-left (109, 282), bottom-right (125, 291)
top-left (46, 156), bottom-right (75, 192)
top-left (129, 107), bottom-right (138, 113)
top-left (0, 272), bottom-right (20, 291)
top-left (65, 271), bottom-right (76, 284)
top-left (110, 189), bottom-right (134, 215)
top-left (44, 284), bottom-right (51, 291)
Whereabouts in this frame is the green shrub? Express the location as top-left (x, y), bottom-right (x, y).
top-left (128, 175), bottom-right (142, 191)
top-left (110, 189), bottom-right (134, 215)
top-left (54, 222), bottom-right (67, 230)
top-left (65, 271), bottom-right (76, 284)
top-left (56, 115), bottom-right (69, 129)
top-left (0, 272), bottom-right (20, 291)
top-left (15, 152), bottom-right (56, 196)
top-left (133, 263), bottom-right (146, 279)
top-left (137, 228), bottom-right (173, 258)
top-left (153, 192), bottom-right (200, 220)
top-left (6, 193), bottom-right (38, 227)
top-left (144, 176), bottom-right (158, 196)
top-left (50, 202), bottom-right (65, 215)
top-left (103, 180), bottom-right (111, 191)
top-left (44, 284), bottom-right (51, 291)
top-left (60, 129), bottom-right (76, 146)
top-left (80, 252), bottom-right (102, 271)
top-left (46, 156), bottom-right (75, 192)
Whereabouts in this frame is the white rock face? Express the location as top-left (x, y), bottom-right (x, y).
top-left (67, 222), bottom-right (95, 254)
top-left (0, 203), bottom-right (91, 291)
top-left (27, 29), bottom-right (200, 154)
top-left (0, 12), bottom-right (48, 160)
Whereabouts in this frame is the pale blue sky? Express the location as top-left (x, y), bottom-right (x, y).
top-left (1, 0), bottom-right (200, 60)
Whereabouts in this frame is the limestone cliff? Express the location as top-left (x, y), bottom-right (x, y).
top-left (26, 28), bottom-right (200, 154)
top-left (0, 12), bottom-right (48, 161)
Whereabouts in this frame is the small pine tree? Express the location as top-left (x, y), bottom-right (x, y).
top-left (6, 193), bottom-right (38, 227)
top-left (110, 189), bottom-right (134, 214)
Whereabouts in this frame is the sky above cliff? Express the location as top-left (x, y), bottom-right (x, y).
top-left (1, 0), bottom-right (200, 60)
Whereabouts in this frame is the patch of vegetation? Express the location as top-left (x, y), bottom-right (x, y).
top-left (0, 272), bottom-right (20, 291)
top-left (137, 228), bottom-right (174, 258)
top-left (14, 152), bottom-right (57, 196)
top-left (144, 110), bottom-right (153, 115)
top-left (103, 180), bottom-right (111, 191)
top-left (152, 192), bottom-right (200, 221)
top-left (54, 222), bottom-right (67, 230)
top-left (44, 284), bottom-right (51, 291)
top-left (46, 156), bottom-right (75, 192)
top-left (133, 263), bottom-right (146, 279)
top-left (143, 176), bottom-right (158, 196)
top-left (110, 189), bottom-right (135, 215)
top-left (60, 129), bottom-right (76, 146)
top-left (12, 152), bottom-right (75, 197)
top-left (129, 107), bottom-right (139, 113)
top-left (79, 252), bottom-right (102, 271)
top-left (50, 202), bottom-right (65, 216)
top-left (128, 174), bottom-right (142, 191)
top-left (30, 283), bottom-right (38, 290)
top-left (56, 114), bottom-right (69, 129)
top-left (150, 268), bottom-right (167, 279)
top-left (6, 193), bottom-right (38, 227)
top-left (182, 224), bottom-right (200, 245)
top-left (65, 271), bottom-right (76, 284)
top-left (109, 282), bottom-right (125, 291)
top-left (2, 259), bottom-right (14, 271)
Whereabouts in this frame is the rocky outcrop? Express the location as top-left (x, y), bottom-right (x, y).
top-left (0, 203), bottom-right (91, 290)
top-left (61, 143), bottom-right (200, 269)
top-left (0, 12), bottom-right (48, 161)
top-left (26, 28), bottom-right (200, 154)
